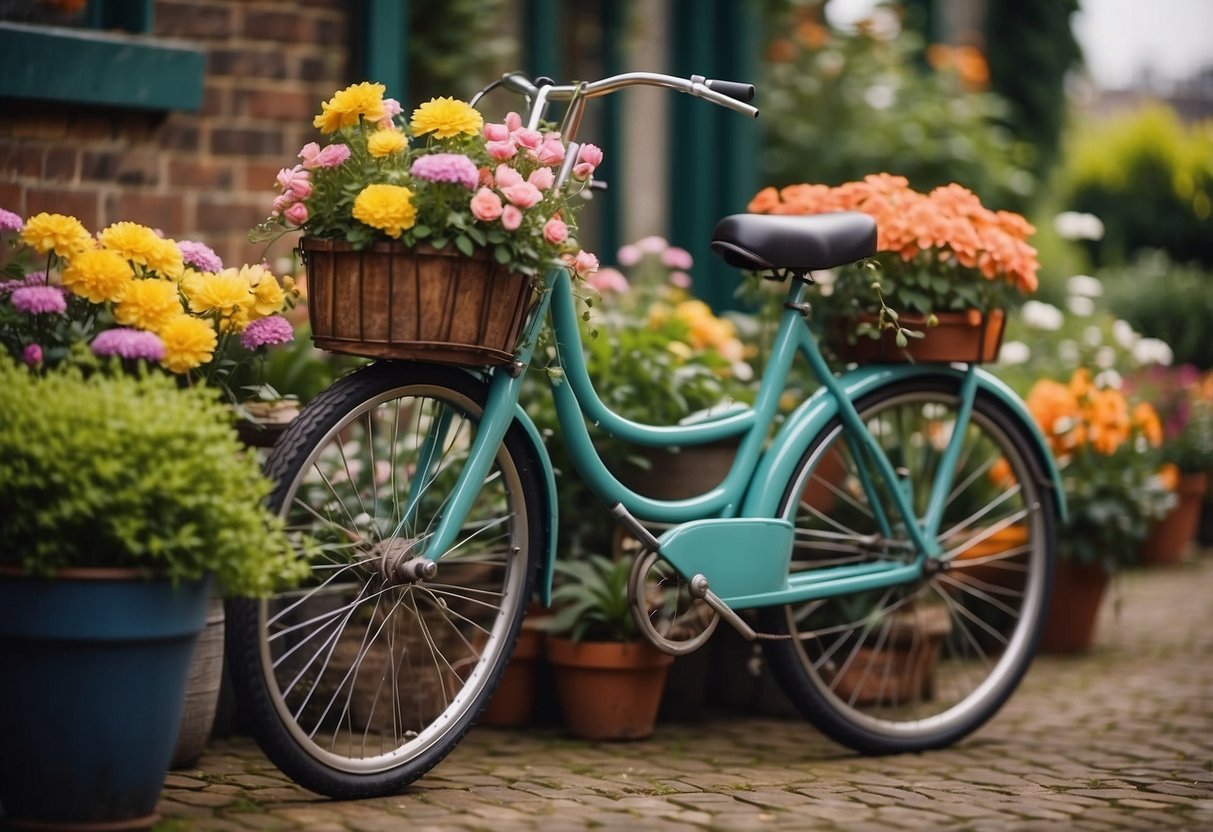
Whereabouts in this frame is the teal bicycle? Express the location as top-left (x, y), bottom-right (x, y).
top-left (227, 70), bottom-right (1063, 799)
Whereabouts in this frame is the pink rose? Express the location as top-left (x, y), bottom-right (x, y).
top-left (486, 140), bottom-right (517, 161)
top-left (586, 267), bottom-right (629, 294)
top-left (316, 144), bottom-right (351, 168)
top-left (494, 164), bottom-right (524, 189)
top-left (501, 205), bottom-right (523, 231)
top-left (543, 216), bottom-right (568, 244)
top-left (470, 187), bottom-right (504, 222)
top-left (297, 142), bottom-right (322, 169)
top-left (484, 122), bottom-right (510, 142)
top-left (276, 165), bottom-right (309, 194)
top-left (572, 162), bottom-right (594, 180)
top-left (616, 244), bottom-right (641, 266)
top-left (22, 343), bottom-right (42, 367)
top-left (504, 112), bottom-right (523, 132)
top-left (284, 202), bottom-right (309, 226)
top-left (571, 249), bottom-right (599, 277)
top-left (637, 235), bottom-right (668, 254)
top-left (577, 143), bottom-right (604, 168)
top-left (536, 138), bottom-right (565, 166)
top-left (661, 246), bottom-right (693, 270)
top-left (289, 178), bottom-right (313, 200)
top-left (377, 99), bottom-right (402, 130)
top-left (528, 167), bottom-right (555, 190)
top-left (271, 193), bottom-right (295, 216)
top-left (669, 270), bottom-right (692, 289)
top-left (501, 182), bottom-right (542, 209)
top-left (512, 128), bottom-right (542, 150)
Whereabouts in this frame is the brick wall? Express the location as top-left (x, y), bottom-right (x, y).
top-left (0, 0), bottom-right (353, 268)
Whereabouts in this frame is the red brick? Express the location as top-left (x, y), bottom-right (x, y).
top-left (27, 188), bottom-right (101, 229)
top-left (244, 161), bottom-right (286, 194)
top-left (156, 1), bottom-right (233, 39)
top-left (196, 197), bottom-right (269, 234)
top-left (159, 122), bottom-right (204, 153)
top-left (0, 144), bottom-right (44, 179)
top-left (212, 127), bottom-right (285, 157)
top-left (169, 158), bottom-right (235, 190)
top-left (43, 147), bottom-right (78, 182)
top-left (210, 48), bottom-right (288, 80)
top-left (199, 83), bottom-right (230, 118)
top-left (82, 150), bottom-right (160, 186)
top-left (243, 8), bottom-right (314, 42)
top-left (0, 182), bottom-right (23, 213)
top-left (102, 192), bottom-right (184, 234)
top-left (235, 87), bottom-right (316, 122)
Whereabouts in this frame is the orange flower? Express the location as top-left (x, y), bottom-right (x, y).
top-left (1158, 463), bottom-right (1180, 492)
top-left (1132, 401), bottom-right (1163, 447)
top-left (747, 187), bottom-right (781, 214)
top-left (1085, 388), bottom-right (1130, 455)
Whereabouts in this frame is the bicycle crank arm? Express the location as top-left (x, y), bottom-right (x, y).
top-left (687, 574), bottom-right (789, 642)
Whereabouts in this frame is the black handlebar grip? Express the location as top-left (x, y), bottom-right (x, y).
top-left (704, 79), bottom-right (756, 103)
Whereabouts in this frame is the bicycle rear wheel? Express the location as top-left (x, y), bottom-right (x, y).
top-left (227, 362), bottom-right (543, 798)
top-left (760, 377), bottom-right (1056, 754)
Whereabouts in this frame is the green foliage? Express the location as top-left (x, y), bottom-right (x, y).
top-left (406, 0), bottom-right (513, 102)
top-left (1100, 252), bottom-right (1213, 370)
top-left (982, 0), bottom-right (1082, 176)
top-left (546, 554), bottom-right (637, 643)
top-left (0, 354), bottom-right (309, 596)
top-left (759, 2), bottom-right (1035, 210)
top-left (1059, 104), bottom-right (1213, 268)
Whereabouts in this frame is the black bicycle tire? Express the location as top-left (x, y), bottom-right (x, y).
top-left (226, 361), bottom-right (544, 798)
top-left (759, 376), bottom-right (1057, 755)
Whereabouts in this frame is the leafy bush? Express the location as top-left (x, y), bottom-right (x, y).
top-left (759, 3), bottom-right (1035, 210)
top-left (0, 355), bottom-right (308, 596)
top-left (546, 554), bottom-right (637, 642)
top-left (1059, 104), bottom-right (1213, 268)
top-left (1100, 252), bottom-right (1213, 370)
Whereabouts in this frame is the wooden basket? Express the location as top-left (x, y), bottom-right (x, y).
top-left (301, 238), bottom-right (534, 366)
top-left (831, 308), bottom-right (1006, 364)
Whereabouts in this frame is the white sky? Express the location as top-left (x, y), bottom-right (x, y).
top-left (825, 0), bottom-right (1213, 91)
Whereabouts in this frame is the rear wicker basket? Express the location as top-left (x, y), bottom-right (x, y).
top-left (301, 238), bottom-right (534, 366)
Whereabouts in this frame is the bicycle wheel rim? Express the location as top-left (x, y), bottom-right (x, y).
top-left (775, 385), bottom-right (1052, 742)
top-left (260, 381), bottom-right (531, 775)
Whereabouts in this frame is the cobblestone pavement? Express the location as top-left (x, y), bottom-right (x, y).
top-left (157, 553), bottom-right (1213, 831)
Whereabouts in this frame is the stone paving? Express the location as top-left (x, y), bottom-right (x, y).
top-left (156, 553), bottom-right (1213, 831)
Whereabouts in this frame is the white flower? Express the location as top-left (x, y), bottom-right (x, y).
top-left (1112, 319), bottom-right (1139, 349)
top-left (1132, 337), bottom-right (1174, 366)
top-left (1094, 369), bottom-right (1123, 389)
top-left (1083, 325), bottom-right (1103, 347)
top-left (1067, 295), bottom-right (1096, 317)
top-left (1021, 300), bottom-right (1064, 331)
top-left (1053, 211), bottom-right (1106, 241)
top-left (864, 84), bottom-right (895, 110)
top-left (1095, 346), bottom-right (1117, 369)
top-left (1059, 339), bottom-right (1079, 366)
top-left (1065, 274), bottom-right (1104, 298)
top-left (998, 340), bottom-right (1031, 365)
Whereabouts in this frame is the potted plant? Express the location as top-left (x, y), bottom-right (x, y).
top-left (0, 207), bottom-right (303, 771)
top-left (746, 174), bottom-right (1040, 362)
top-left (1025, 367), bottom-right (1174, 652)
top-left (0, 351), bottom-right (308, 830)
top-left (1127, 364), bottom-right (1213, 565)
top-left (543, 554), bottom-right (673, 740)
top-left (252, 82), bottom-right (603, 366)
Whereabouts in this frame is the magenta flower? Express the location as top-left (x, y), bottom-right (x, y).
top-left (177, 240), bottom-right (223, 272)
top-left (0, 207), bottom-right (23, 233)
top-left (410, 153), bottom-right (479, 189)
top-left (91, 328), bottom-right (166, 362)
top-left (241, 315), bottom-right (294, 350)
top-left (22, 343), bottom-right (42, 367)
top-left (11, 285), bottom-right (67, 315)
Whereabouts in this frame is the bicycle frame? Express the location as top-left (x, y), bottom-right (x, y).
top-left (416, 263), bottom-right (1064, 612)
top-left (416, 70), bottom-right (1065, 613)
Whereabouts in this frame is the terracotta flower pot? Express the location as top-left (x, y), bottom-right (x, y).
top-left (546, 638), bottom-right (673, 740)
top-left (1038, 560), bottom-right (1110, 654)
top-left (1140, 472), bottom-right (1208, 566)
top-left (476, 623), bottom-right (545, 727)
top-left (833, 309), bottom-right (1006, 364)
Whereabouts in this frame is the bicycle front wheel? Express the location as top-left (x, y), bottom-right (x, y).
top-left (227, 361), bottom-right (543, 798)
top-left (760, 377), bottom-right (1056, 754)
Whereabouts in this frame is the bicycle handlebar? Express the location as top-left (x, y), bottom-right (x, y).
top-left (484, 70), bottom-right (760, 120)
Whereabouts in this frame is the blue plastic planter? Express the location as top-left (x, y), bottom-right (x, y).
top-left (0, 572), bottom-right (211, 830)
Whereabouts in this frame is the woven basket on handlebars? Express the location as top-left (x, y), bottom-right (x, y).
top-left (301, 238), bottom-right (533, 366)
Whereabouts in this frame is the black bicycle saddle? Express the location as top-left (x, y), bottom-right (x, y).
top-left (710, 212), bottom-right (877, 273)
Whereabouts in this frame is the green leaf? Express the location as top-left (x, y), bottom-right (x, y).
top-left (494, 245), bottom-right (511, 264)
top-left (412, 224), bottom-right (432, 239)
top-left (454, 234), bottom-right (474, 257)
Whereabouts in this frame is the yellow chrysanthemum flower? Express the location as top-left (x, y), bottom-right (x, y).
top-left (313, 81), bottom-right (387, 134)
top-left (410, 97), bottom-right (483, 139)
top-left (99, 221), bottom-right (162, 268)
top-left (21, 213), bottom-right (93, 257)
top-left (145, 236), bottom-right (185, 280)
top-left (159, 314), bottom-right (218, 374)
top-left (185, 268), bottom-right (253, 317)
top-left (114, 278), bottom-right (184, 333)
top-left (367, 128), bottom-right (408, 158)
top-left (352, 184), bottom-right (416, 238)
top-left (61, 248), bottom-right (133, 303)
top-left (250, 274), bottom-right (286, 317)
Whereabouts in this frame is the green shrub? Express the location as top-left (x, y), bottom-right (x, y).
top-left (1101, 252), bottom-right (1213, 370)
top-left (1060, 104), bottom-right (1213, 268)
top-left (0, 355), bottom-right (308, 596)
